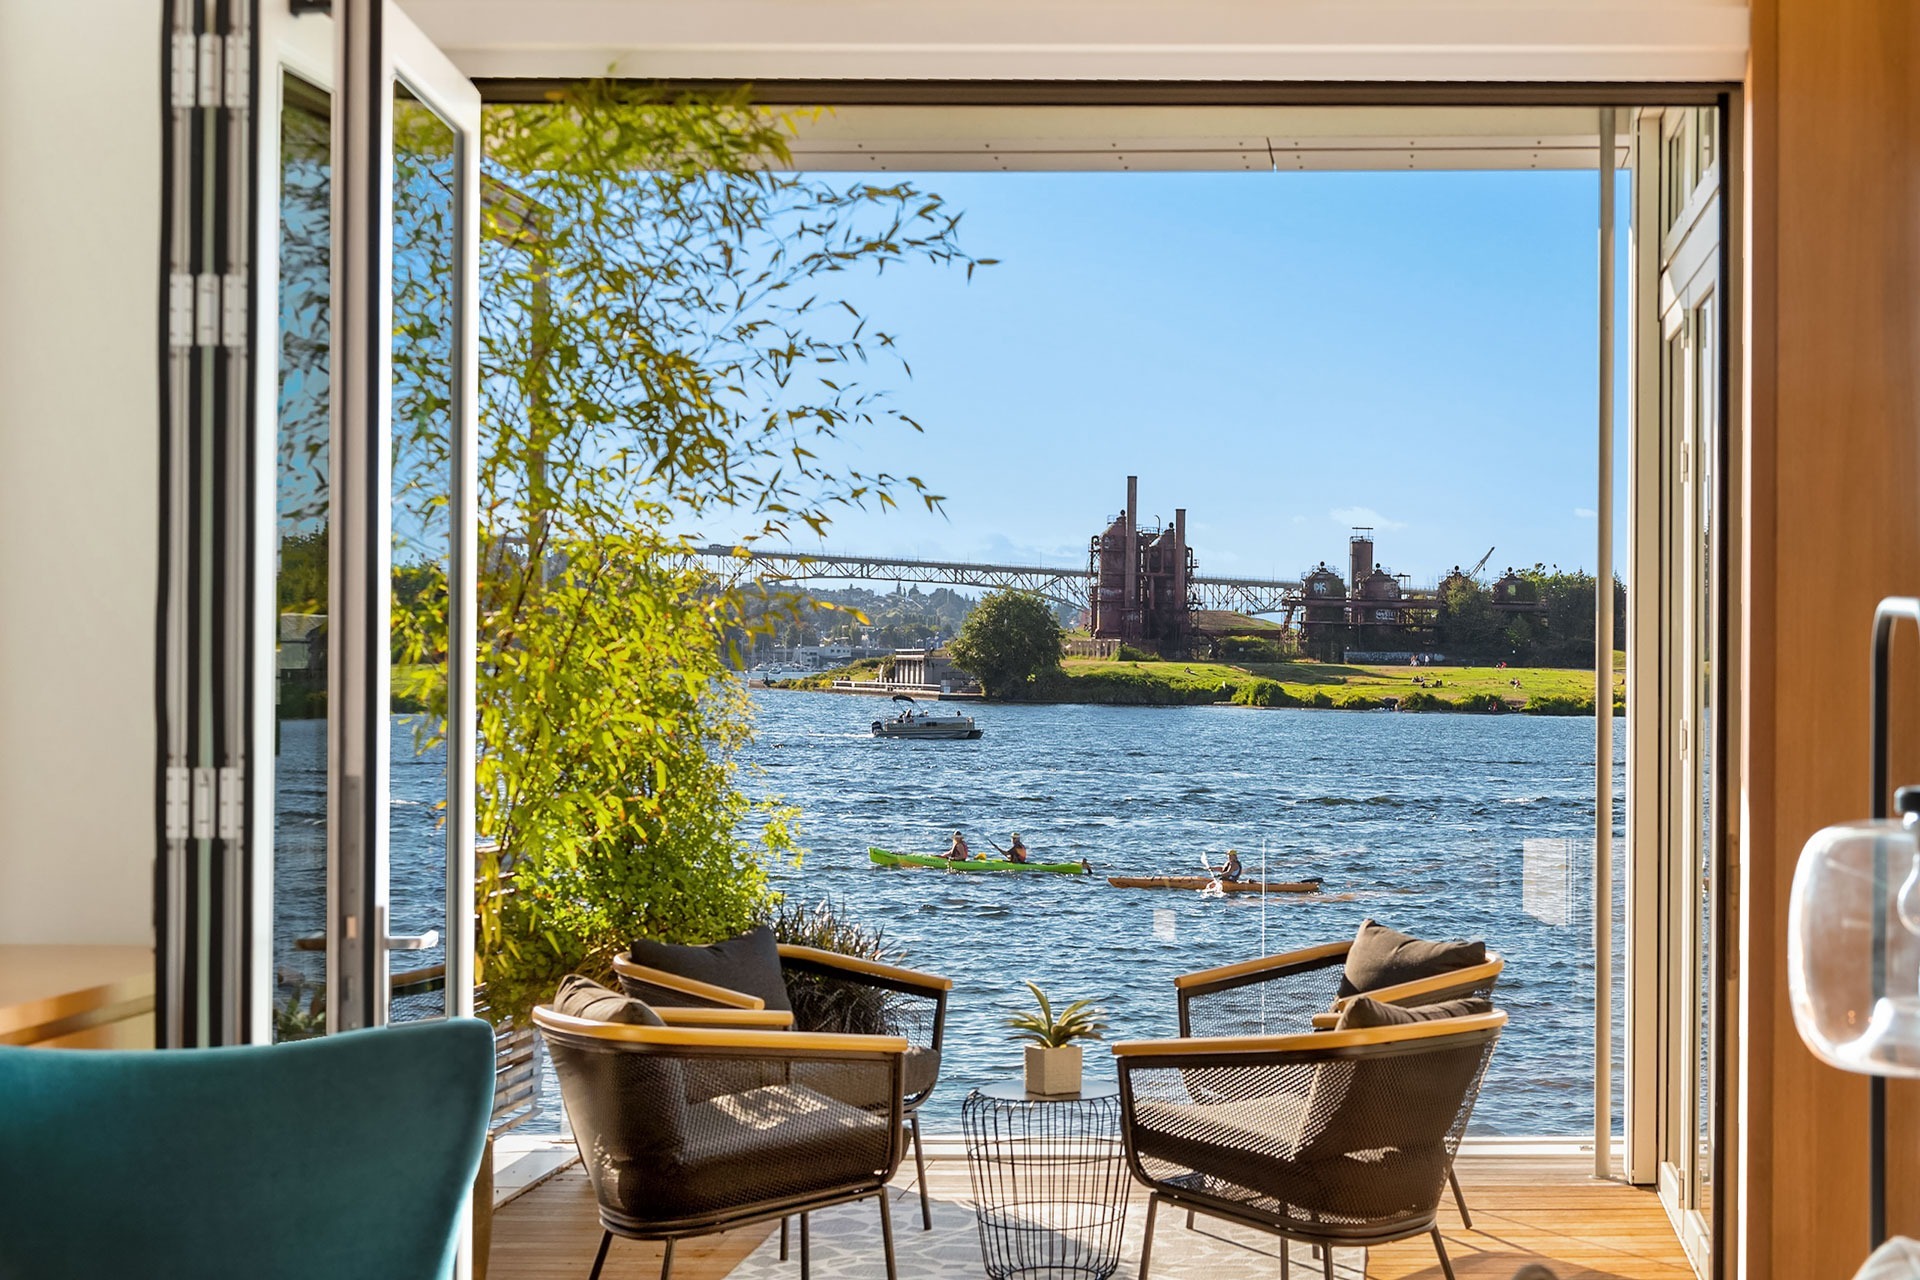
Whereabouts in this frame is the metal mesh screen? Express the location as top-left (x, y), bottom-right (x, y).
top-left (1180, 963), bottom-right (1341, 1039)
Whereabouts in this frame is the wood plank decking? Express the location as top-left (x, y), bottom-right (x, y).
top-left (488, 1154), bottom-right (1693, 1280)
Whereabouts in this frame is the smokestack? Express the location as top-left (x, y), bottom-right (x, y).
top-left (1124, 477), bottom-right (1140, 638)
top-left (1173, 508), bottom-right (1188, 605)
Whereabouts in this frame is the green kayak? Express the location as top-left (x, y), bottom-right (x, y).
top-left (869, 847), bottom-right (1087, 875)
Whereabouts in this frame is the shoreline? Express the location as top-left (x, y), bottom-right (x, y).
top-left (769, 656), bottom-right (1627, 717)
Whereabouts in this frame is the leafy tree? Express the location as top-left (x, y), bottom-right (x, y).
top-left (948, 590), bottom-right (1064, 699)
top-left (389, 83), bottom-right (982, 1017)
top-left (1436, 578), bottom-right (1505, 657)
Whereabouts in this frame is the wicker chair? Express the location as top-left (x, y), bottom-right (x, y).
top-left (535, 1005), bottom-right (910, 1280)
top-left (1174, 939), bottom-right (1504, 1226)
top-left (1115, 1011), bottom-right (1507, 1280)
top-left (616, 943), bottom-right (952, 1230)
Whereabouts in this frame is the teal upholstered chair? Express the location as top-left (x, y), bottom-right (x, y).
top-left (0, 1018), bottom-right (495, 1280)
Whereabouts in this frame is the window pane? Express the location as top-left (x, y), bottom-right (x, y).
top-left (387, 85), bottom-right (459, 1023)
top-left (271, 75), bottom-right (332, 1042)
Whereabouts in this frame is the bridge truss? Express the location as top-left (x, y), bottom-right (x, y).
top-left (687, 545), bottom-right (1305, 625)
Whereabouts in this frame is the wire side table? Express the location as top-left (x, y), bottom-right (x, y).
top-left (962, 1080), bottom-right (1130, 1280)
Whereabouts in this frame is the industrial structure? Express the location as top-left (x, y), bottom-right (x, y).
top-left (1086, 476), bottom-right (1196, 649)
top-left (690, 477), bottom-right (1548, 658)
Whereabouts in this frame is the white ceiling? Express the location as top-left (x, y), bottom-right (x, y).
top-left (399, 0), bottom-right (1749, 86)
top-left (780, 106), bottom-right (1636, 173)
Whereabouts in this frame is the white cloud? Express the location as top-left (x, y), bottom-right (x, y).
top-left (1329, 506), bottom-right (1407, 531)
top-left (1574, 507), bottom-right (1598, 519)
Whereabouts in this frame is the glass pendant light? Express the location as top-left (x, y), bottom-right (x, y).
top-left (1788, 794), bottom-right (1920, 1076)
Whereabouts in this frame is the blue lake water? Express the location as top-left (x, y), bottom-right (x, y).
top-left (275, 692), bottom-right (1626, 1137)
top-left (745, 690), bottom-right (1627, 1136)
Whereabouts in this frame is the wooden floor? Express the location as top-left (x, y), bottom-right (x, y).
top-left (488, 1154), bottom-right (1693, 1280)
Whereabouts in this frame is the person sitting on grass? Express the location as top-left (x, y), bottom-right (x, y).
top-left (941, 830), bottom-right (970, 861)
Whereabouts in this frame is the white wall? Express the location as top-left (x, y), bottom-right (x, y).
top-left (0, 0), bottom-right (161, 944)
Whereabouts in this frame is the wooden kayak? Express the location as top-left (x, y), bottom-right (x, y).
top-left (1106, 875), bottom-right (1324, 894)
top-left (869, 847), bottom-right (1087, 875)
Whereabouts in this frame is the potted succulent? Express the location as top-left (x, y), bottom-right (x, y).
top-left (1008, 981), bottom-right (1109, 1096)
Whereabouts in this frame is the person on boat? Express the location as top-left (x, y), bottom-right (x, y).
top-left (1219, 849), bottom-right (1244, 883)
top-left (1005, 834), bottom-right (1029, 864)
top-left (941, 830), bottom-right (970, 861)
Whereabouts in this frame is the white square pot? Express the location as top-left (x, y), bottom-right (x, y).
top-left (1024, 1044), bottom-right (1083, 1096)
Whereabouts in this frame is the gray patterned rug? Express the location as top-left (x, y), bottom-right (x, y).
top-left (731, 1191), bottom-right (1366, 1280)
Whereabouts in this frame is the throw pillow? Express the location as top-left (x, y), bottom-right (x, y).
top-left (1335, 995), bottom-right (1493, 1031)
top-left (1337, 918), bottom-right (1488, 999)
top-left (553, 974), bottom-right (665, 1026)
top-left (629, 924), bottom-right (792, 1011)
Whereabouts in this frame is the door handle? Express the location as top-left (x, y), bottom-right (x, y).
top-left (383, 929), bottom-right (440, 952)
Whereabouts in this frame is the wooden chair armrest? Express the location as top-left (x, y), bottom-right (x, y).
top-left (652, 1007), bottom-right (795, 1030)
top-left (1309, 1011), bottom-right (1341, 1031)
top-left (1113, 1010), bottom-right (1508, 1059)
top-left (1173, 940), bottom-right (1352, 992)
top-left (1331, 954), bottom-right (1506, 1011)
top-left (534, 1006), bottom-right (905, 1055)
top-left (612, 956), bottom-right (764, 1009)
top-left (777, 944), bottom-right (954, 993)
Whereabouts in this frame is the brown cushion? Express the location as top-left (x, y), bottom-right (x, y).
top-left (1335, 996), bottom-right (1492, 1031)
top-left (630, 925), bottom-right (792, 1012)
top-left (1337, 919), bottom-right (1487, 1000)
top-left (554, 974), bottom-right (664, 1026)
top-left (605, 1083), bottom-right (895, 1222)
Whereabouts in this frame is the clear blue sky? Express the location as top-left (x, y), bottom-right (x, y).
top-left (701, 167), bottom-right (1632, 587)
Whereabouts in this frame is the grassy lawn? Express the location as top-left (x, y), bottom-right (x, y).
top-left (1055, 656), bottom-right (1625, 714)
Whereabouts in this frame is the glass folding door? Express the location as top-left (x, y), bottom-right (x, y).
top-left (250, 0), bottom-right (478, 1040)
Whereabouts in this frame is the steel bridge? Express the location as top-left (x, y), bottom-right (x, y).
top-left (686, 544), bottom-right (1305, 622)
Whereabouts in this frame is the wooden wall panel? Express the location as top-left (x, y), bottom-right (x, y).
top-left (1743, 0), bottom-right (1920, 1275)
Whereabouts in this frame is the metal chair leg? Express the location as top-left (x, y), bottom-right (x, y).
top-left (780, 1217), bottom-right (789, 1260)
top-left (587, 1231), bottom-right (613, 1280)
top-left (1431, 1226), bottom-right (1457, 1280)
top-left (911, 1112), bottom-right (933, 1230)
top-left (800, 1212), bottom-right (811, 1280)
top-left (660, 1238), bottom-right (676, 1280)
top-left (1139, 1195), bottom-right (1160, 1280)
top-left (1185, 1210), bottom-right (1195, 1230)
top-left (877, 1190), bottom-right (898, 1280)
top-left (1321, 1239), bottom-right (1335, 1280)
top-left (1279, 1233), bottom-right (1290, 1278)
top-left (1447, 1163), bottom-right (1473, 1229)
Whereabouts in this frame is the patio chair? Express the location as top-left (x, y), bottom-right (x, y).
top-left (1172, 920), bottom-right (1504, 1226)
top-left (0, 1018), bottom-right (494, 1279)
top-left (615, 928), bottom-right (952, 1230)
top-left (536, 1001), bottom-right (910, 1280)
top-left (1115, 1009), bottom-right (1507, 1280)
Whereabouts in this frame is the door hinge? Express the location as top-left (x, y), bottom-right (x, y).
top-left (217, 766), bottom-right (244, 842)
top-left (221, 273), bottom-right (247, 349)
top-left (223, 34), bottom-right (249, 111)
top-left (168, 273), bottom-right (196, 350)
top-left (194, 273), bottom-right (220, 348)
top-left (196, 33), bottom-right (222, 111)
top-left (191, 766), bottom-right (216, 841)
top-left (164, 766), bottom-right (192, 841)
top-left (170, 31), bottom-right (198, 109)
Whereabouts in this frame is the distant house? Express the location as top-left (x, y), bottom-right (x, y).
top-left (891, 648), bottom-right (972, 691)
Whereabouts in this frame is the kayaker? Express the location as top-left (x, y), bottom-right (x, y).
top-left (941, 831), bottom-right (971, 861)
top-left (1006, 834), bottom-right (1029, 864)
top-left (1219, 849), bottom-right (1244, 883)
